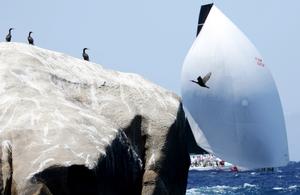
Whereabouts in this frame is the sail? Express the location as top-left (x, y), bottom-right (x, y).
top-left (197, 3), bottom-right (213, 36)
top-left (181, 4), bottom-right (289, 169)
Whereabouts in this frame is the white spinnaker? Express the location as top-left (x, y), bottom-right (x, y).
top-left (181, 5), bottom-right (289, 169)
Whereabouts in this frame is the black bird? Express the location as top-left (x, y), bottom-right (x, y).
top-left (5, 28), bottom-right (14, 42)
top-left (191, 72), bottom-right (212, 88)
top-left (27, 31), bottom-right (34, 45)
top-left (82, 48), bottom-right (89, 61)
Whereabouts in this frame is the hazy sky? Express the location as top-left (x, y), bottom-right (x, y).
top-left (1, 1), bottom-right (299, 161)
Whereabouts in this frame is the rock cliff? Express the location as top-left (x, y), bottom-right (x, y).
top-left (0, 43), bottom-right (192, 195)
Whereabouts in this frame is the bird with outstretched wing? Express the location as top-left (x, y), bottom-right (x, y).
top-left (191, 72), bottom-right (212, 88)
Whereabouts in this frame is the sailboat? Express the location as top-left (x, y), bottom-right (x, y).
top-left (181, 4), bottom-right (289, 170)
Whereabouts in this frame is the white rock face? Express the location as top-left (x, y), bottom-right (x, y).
top-left (0, 43), bottom-right (183, 193)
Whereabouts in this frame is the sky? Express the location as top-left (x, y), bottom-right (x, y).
top-left (1, 0), bottom-right (299, 161)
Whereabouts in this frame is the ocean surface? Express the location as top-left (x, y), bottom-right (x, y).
top-left (187, 161), bottom-right (300, 195)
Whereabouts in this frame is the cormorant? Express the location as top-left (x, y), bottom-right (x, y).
top-left (82, 48), bottom-right (89, 61)
top-left (27, 31), bottom-right (34, 45)
top-left (191, 72), bottom-right (212, 88)
top-left (5, 28), bottom-right (14, 42)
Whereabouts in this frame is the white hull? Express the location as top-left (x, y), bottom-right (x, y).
top-left (189, 154), bottom-right (235, 171)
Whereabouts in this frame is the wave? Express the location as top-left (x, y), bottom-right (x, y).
top-left (187, 185), bottom-right (300, 195)
top-left (186, 184), bottom-right (257, 195)
top-left (243, 183), bottom-right (256, 188)
top-left (187, 162), bottom-right (300, 194)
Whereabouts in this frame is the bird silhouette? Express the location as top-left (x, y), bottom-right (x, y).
top-left (5, 28), bottom-right (14, 42)
top-left (191, 72), bottom-right (212, 88)
top-left (27, 31), bottom-right (34, 45)
top-left (82, 48), bottom-right (89, 61)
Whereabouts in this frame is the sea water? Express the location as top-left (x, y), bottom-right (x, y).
top-left (187, 161), bottom-right (300, 195)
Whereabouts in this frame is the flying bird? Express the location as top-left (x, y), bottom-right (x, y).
top-left (5, 28), bottom-right (14, 42)
top-left (191, 72), bottom-right (212, 88)
top-left (27, 31), bottom-right (34, 45)
top-left (82, 48), bottom-right (89, 61)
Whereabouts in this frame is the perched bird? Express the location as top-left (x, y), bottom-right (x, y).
top-left (191, 72), bottom-right (212, 88)
top-left (27, 31), bottom-right (34, 45)
top-left (82, 48), bottom-right (89, 61)
top-left (5, 28), bottom-right (14, 42)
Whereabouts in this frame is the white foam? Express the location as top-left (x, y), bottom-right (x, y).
top-left (288, 185), bottom-right (298, 189)
top-left (243, 183), bottom-right (256, 188)
top-left (187, 185), bottom-right (239, 194)
top-left (273, 187), bottom-right (283, 190)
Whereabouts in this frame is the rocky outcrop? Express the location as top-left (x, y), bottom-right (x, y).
top-left (0, 43), bottom-right (192, 195)
top-left (0, 141), bottom-right (13, 195)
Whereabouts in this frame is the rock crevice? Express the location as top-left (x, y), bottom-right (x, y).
top-left (0, 43), bottom-right (196, 195)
